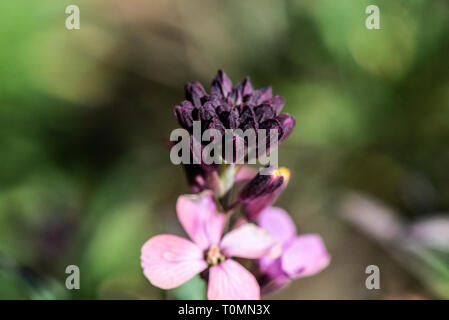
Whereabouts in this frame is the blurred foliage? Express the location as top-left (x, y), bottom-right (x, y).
top-left (0, 0), bottom-right (448, 299)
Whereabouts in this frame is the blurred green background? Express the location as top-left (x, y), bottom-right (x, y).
top-left (1, 0), bottom-right (448, 299)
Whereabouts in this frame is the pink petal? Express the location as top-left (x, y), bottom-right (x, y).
top-left (141, 234), bottom-right (207, 289)
top-left (208, 259), bottom-right (260, 300)
top-left (220, 224), bottom-right (275, 259)
top-left (281, 234), bottom-right (330, 278)
top-left (177, 193), bottom-right (226, 250)
top-left (258, 207), bottom-right (297, 245)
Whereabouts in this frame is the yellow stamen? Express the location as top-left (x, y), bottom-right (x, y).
top-left (279, 167), bottom-right (291, 183)
top-left (269, 244), bottom-right (283, 259)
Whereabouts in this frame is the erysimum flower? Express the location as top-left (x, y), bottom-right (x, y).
top-left (141, 193), bottom-right (276, 299)
top-left (174, 70), bottom-right (296, 192)
top-left (256, 207), bottom-right (330, 295)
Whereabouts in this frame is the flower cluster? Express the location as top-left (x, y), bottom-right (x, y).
top-left (141, 71), bottom-right (330, 300)
top-left (177, 70), bottom-right (295, 137)
top-left (175, 70), bottom-right (295, 192)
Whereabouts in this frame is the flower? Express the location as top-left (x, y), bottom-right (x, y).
top-left (239, 167), bottom-right (291, 220)
top-left (256, 207), bottom-right (330, 295)
top-left (141, 192), bottom-right (276, 299)
top-left (174, 70), bottom-right (296, 192)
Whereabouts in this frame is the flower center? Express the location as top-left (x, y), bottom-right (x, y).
top-left (206, 245), bottom-right (226, 266)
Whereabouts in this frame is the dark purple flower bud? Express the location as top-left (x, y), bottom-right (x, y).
top-left (254, 104), bottom-right (276, 123)
top-left (239, 168), bottom-right (284, 202)
top-left (181, 100), bottom-right (194, 109)
top-left (189, 136), bottom-right (219, 172)
top-left (219, 108), bottom-right (240, 129)
top-left (258, 118), bottom-right (283, 156)
top-left (229, 108), bottom-right (240, 129)
top-left (211, 69), bottom-right (233, 98)
top-left (199, 102), bottom-right (217, 121)
top-left (266, 95), bottom-right (285, 115)
top-left (259, 118), bottom-right (282, 135)
top-left (230, 77), bottom-right (253, 105)
top-left (218, 111), bottom-right (230, 128)
top-left (240, 77), bottom-right (254, 96)
top-left (238, 105), bottom-right (257, 131)
top-left (185, 82), bottom-right (206, 107)
top-left (229, 89), bottom-right (242, 107)
top-left (240, 167), bottom-right (291, 220)
top-left (222, 133), bottom-right (246, 163)
top-left (174, 101), bottom-right (195, 130)
top-left (207, 117), bottom-right (226, 136)
top-left (215, 104), bottom-right (231, 115)
top-left (276, 113), bottom-right (295, 142)
top-left (201, 92), bottom-right (222, 108)
top-left (244, 86), bottom-right (272, 105)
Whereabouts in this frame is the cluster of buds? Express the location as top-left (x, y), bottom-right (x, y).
top-left (175, 70), bottom-right (295, 193)
top-left (141, 71), bottom-right (329, 300)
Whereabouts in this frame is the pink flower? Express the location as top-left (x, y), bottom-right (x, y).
top-left (257, 207), bottom-right (331, 295)
top-left (141, 193), bottom-right (276, 300)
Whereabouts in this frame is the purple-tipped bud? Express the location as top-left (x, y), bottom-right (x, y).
top-left (185, 82), bottom-right (206, 107)
top-left (202, 92), bottom-right (222, 108)
top-left (276, 113), bottom-right (295, 142)
top-left (211, 69), bottom-right (233, 98)
top-left (230, 77), bottom-right (254, 105)
top-left (241, 77), bottom-right (254, 97)
top-left (238, 105), bottom-right (257, 131)
top-left (267, 95), bottom-right (285, 115)
top-left (239, 168), bottom-right (284, 202)
top-left (199, 102), bottom-right (217, 121)
top-left (215, 104), bottom-right (231, 115)
top-left (240, 167), bottom-right (291, 220)
top-left (174, 101), bottom-right (195, 130)
top-left (259, 118), bottom-right (282, 136)
top-left (218, 108), bottom-right (240, 129)
top-left (245, 86), bottom-right (272, 105)
top-left (254, 104), bottom-right (276, 123)
top-left (258, 118), bottom-right (283, 157)
top-left (207, 117), bottom-right (226, 135)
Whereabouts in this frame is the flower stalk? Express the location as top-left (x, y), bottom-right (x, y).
top-left (141, 70), bottom-right (330, 300)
